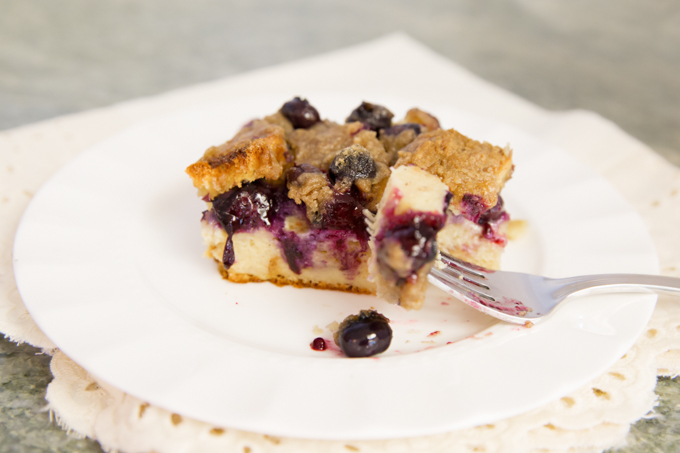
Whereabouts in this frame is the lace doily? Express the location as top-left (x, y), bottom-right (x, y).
top-left (2, 35), bottom-right (680, 453)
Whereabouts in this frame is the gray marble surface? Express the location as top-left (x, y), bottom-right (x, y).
top-left (1, 0), bottom-right (678, 166)
top-left (1, 1), bottom-right (679, 452)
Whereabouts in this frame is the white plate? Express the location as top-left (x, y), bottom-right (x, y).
top-left (13, 93), bottom-right (658, 440)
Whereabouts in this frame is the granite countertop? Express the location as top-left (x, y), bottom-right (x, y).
top-left (1, 1), bottom-right (679, 451)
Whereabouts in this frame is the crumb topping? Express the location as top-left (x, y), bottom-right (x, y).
top-left (395, 128), bottom-right (513, 209)
top-left (288, 120), bottom-right (364, 170)
top-left (287, 168), bottom-right (334, 224)
top-left (263, 111), bottom-right (294, 135)
top-left (351, 130), bottom-right (390, 165)
top-left (353, 162), bottom-right (390, 211)
top-left (380, 126), bottom-right (419, 164)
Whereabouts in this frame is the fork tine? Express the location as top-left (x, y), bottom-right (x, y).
top-left (430, 268), bottom-right (496, 302)
top-left (439, 252), bottom-right (489, 279)
top-left (439, 265), bottom-right (491, 290)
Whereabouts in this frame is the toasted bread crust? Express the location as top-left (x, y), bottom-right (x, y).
top-left (186, 120), bottom-right (289, 197)
top-left (217, 261), bottom-right (374, 295)
top-left (395, 128), bottom-right (513, 209)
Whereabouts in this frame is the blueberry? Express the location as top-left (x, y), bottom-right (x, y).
top-left (328, 145), bottom-right (377, 183)
top-left (382, 221), bottom-right (439, 271)
top-left (377, 213), bottom-right (444, 281)
top-left (211, 182), bottom-right (281, 268)
top-left (346, 102), bottom-right (394, 132)
top-left (337, 310), bottom-right (392, 358)
top-left (460, 194), bottom-right (487, 224)
top-left (280, 97), bottom-right (321, 129)
top-left (318, 193), bottom-right (366, 235)
top-left (381, 123), bottom-right (421, 136)
top-left (212, 184), bottom-right (274, 230)
top-left (375, 211), bottom-right (447, 283)
top-left (478, 196), bottom-right (505, 225)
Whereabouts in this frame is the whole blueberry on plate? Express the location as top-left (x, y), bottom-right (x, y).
top-left (336, 310), bottom-right (392, 357)
top-left (280, 97), bottom-right (320, 129)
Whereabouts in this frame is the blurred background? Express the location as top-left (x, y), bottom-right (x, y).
top-left (1, 0), bottom-right (679, 165)
top-left (2, 1), bottom-right (680, 452)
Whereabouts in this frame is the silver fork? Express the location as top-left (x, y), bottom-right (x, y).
top-left (428, 252), bottom-right (680, 325)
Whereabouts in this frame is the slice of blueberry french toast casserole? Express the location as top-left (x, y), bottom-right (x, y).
top-left (186, 97), bottom-right (513, 309)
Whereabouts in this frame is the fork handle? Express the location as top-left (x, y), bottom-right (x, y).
top-left (552, 274), bottom-right (680, 300)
